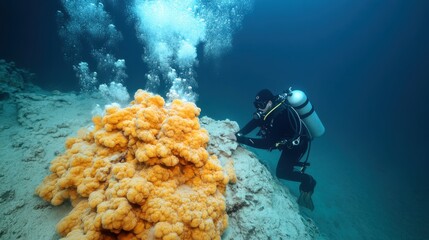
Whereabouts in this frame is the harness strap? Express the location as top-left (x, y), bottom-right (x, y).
top-left (263, 100), bottom-right (286, 121)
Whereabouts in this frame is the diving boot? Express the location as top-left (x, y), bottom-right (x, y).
top-left (297, 190), bottom-right (314, 211)
top-left (298, 176), bottom-right (316, 210)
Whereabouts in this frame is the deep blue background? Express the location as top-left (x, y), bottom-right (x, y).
top-left (1, 0), bottom-right (429, 239)
top-left (197, 1), bottom-right (429, 238)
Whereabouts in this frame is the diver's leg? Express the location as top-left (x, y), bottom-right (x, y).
top-left (276, 141), bottom-right (314, 188)
top-left (276, 148), bottom-right (302, 182)
top-left (276, 142), bottom-right (316, 210)
top-left (276, 148), bottom-right (314, 186)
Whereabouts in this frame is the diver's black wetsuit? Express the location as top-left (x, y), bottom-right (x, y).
top-left (235, 100), bottom-right (316, 193)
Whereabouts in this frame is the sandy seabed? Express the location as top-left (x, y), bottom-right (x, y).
top-left (0, 87), bottom-right (99, 239)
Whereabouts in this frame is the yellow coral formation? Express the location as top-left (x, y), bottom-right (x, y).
top-left (35, 90), bottom-right (231, 239)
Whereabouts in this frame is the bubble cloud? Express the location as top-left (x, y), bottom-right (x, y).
top-left (98, 81), bottom-right (130, 106)
top-left (58, 0), bottom-right (254, 102)
top-left (133, 0), bottom-right (254, 102)
top-left (58, 0), bottom-right (126, 93)
top-left (73, 62), bottom-right (98, 92)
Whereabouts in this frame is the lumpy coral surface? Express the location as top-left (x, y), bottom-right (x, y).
top-left (36, 90), bottom-right (230, 240)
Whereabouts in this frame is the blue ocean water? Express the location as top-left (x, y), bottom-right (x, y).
top-left (1, 0), bottom-right (429, 239)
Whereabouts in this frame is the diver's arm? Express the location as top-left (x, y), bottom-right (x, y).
top-left (236, 118), bottom-right (259, 136)
top-left (235, 119), bottom-right (274, 149)
top-left (235, 135), bottom-right (273, 149)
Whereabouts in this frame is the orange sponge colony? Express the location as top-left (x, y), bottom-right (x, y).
top-left (36, 90), bottom-right (230, 239)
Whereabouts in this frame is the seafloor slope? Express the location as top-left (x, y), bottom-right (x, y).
top-left (0, 62), bottom-right (318, 239)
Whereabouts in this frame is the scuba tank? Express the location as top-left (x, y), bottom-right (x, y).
top-left (280, 87), bottom-right (325, 139)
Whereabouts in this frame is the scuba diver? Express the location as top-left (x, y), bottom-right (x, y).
top-left (232, 88), bottom-right (325, 210)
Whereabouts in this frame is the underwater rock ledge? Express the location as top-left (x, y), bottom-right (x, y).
top-left (0, 84), bottom-right (318, 239)
top-left (201, 117), bottom-right (318, 239)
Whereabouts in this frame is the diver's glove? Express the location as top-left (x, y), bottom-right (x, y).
top-left (235, 133), bottom-right (258, 146)
top-left (235, 132), bottom-right (242, 141)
